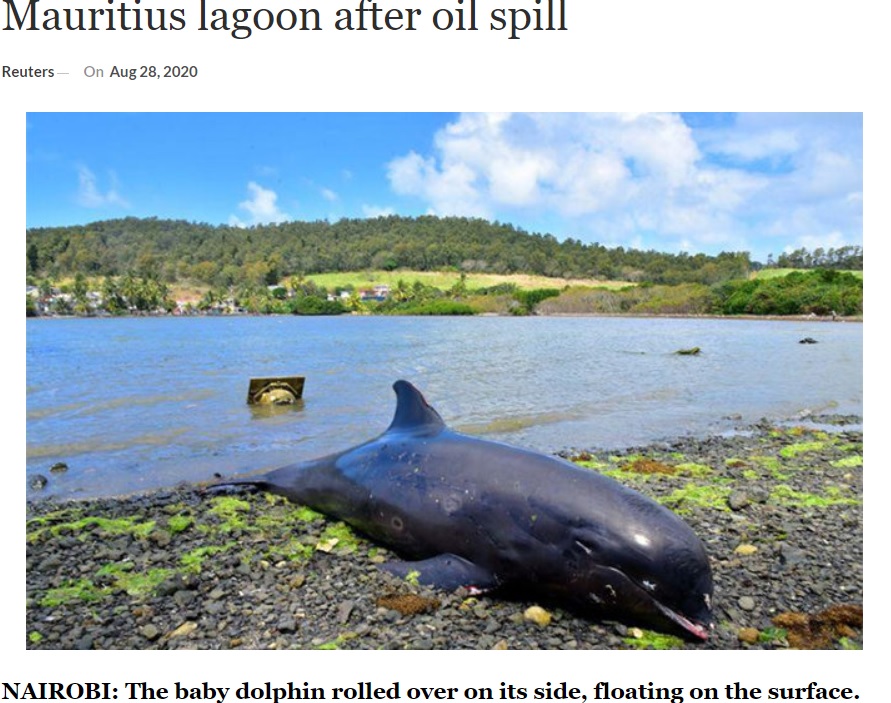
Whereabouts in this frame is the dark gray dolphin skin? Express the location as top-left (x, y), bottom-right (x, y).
top-left (218, 380), bottom-right (714, 640)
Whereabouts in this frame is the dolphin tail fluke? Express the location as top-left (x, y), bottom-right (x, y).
top-left (380, 554), bottom-right (500, 593)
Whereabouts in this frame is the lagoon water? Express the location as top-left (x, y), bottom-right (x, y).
top-left (26, 316), bottom-right (863, 499)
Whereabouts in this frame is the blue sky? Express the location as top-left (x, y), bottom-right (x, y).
top-left (26, 112), bottom-right (862, 262)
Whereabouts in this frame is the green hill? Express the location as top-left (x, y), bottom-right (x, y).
top-left (26, 215), bottom-right (752, 288)
top-left (26, 216), bottom-right (862, 318)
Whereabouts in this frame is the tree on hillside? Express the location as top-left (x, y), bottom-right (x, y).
top-left (773, 245), bottom-right (863, 270)
top-left (24, 215), bottom-right (767, 287)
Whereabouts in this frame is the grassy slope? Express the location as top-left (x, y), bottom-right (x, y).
top-left (302, 270), bottom-right (629, 292)
top-left (751, 269), bottom-right (863, 280)
top-left (101, 269), bottom-right (865, 309)
top-left (125, 271), bottom-right (630, 307)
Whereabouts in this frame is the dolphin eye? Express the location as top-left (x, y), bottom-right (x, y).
top-left (391, 516), bottom-right (404, 531)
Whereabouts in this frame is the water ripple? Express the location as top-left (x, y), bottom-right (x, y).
top-left (26, 316), bottom-right (862, 499)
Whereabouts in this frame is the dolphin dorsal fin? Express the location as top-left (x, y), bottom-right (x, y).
top-left (386, 380), bottom-right (446, 435)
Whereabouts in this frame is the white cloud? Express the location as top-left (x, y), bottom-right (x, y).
top-left (702, 127), bottom-right (800, 162)
top-left (804, 149), bottom-right (861, 198)
top-left (386, 112), bottom-right (862, 259)
top-left (362, 204), bottom-right (395, 218)
top-left (387, 113), bottom-right (744, 247)
top-left (321, 187), bottom-right (338, 202)
top-left (77, 166), bottom-right (128, 208)
top-left (786, 230), bottom-right (847, 253)
top-left (389, 151), bottom-right (485, 217)
top-left (229, 181), bottom-right (290, 227)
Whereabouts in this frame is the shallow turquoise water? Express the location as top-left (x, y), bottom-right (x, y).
top-left (26, 316), bottom-right (862, 498)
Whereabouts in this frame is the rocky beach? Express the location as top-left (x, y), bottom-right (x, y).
top-left (26, 418), bottom-right (863, 650)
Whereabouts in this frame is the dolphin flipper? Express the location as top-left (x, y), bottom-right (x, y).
top-left (380, 554), bottom-right (500, 592)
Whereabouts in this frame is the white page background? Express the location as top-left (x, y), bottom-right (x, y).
top-left (3, 0), bottom-right (883, 697)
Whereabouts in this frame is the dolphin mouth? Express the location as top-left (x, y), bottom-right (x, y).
top-left (589, 567), bottom-right (713, 641)
top-left (651, 599), bottom-right (711, 640)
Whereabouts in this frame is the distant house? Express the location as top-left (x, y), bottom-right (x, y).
top-left (359, 285), bottom-right (391, 302)
top-left (27, 285), bottom-right (57, 315)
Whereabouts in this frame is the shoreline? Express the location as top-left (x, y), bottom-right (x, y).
top-left (26, 417), bottom-right (863, 650)
top-left (26, 311), bottom-right (864, 322)
top-left (528, 312), bottom-right (862, 323)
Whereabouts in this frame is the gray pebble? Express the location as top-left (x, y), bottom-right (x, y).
top-left (141, 624), bottom-right (161, 641)
top-left (337, 601), bottom-right (354, 624)
top-left (277, 616), bottom-right (298, 633)
top-left (208, 587), bottom-right (226, 600)
top-left (728, 491), bottom-right (750, 511)
top-left (738, 596), bottom-right (756, 611)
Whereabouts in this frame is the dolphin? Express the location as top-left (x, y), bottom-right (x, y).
top-left (217, 380), bottom-right (714, 640)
